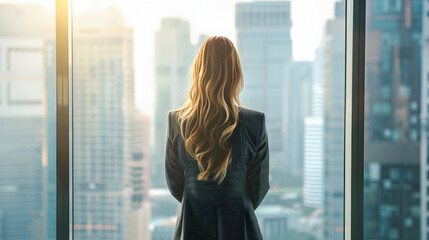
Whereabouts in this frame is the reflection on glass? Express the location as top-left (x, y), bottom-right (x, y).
top-left (0, 3), bottom-right (56, 240)
top-left (72, 1), bottom-right (346, 239)
top-left (364, 0), bottom-right (423, 239)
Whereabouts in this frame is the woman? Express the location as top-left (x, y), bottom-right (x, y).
top-left (165, 36), bottom-right (270, 240)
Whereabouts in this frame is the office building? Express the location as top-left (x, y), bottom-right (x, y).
top-left (255, 205), bottom-right (300, 240)
top-left (287, 61), bottom-right (312, 175)
top-left (235, 1), bottom-right (292, 174)
top-left (364, 143), bottom-right (420, 240)
top-left (366, 0), bottom-right (421, 144)
top-left (303, 112), bottom-right (324, 208)
top-left (153, 18), bottom-right (194, 188)
top-left (72, 7), bottom-right (144, 239)
top-left (150, 216), bottom-right (176, 240)
top-left (304, 47), bottom-right (325, 208)
top-left (323, 1), bottom-right (345, 239)
top-left (421, 0), bottom-right (429, 239)
top-left (364, 0), bottom-right (423, 239)
top-left (0, 4), bottom-right (50, 239)
top-left (130, 114), bottom-right (151, 206)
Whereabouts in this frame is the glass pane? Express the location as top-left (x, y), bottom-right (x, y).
top-left (0, 2), bottom-right (56, 240)
top-left (72, 0), bottom-right (346, 239)
top-left (364, 0), bottom-right (423, 239)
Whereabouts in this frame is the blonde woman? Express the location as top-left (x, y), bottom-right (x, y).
top-left (165, 36), bottom-right (270, 240)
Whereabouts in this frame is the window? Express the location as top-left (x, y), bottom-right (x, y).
top-left (72, 0), bottom-right (345, 239)
top-left (0, 2), bottom-right (56, 240)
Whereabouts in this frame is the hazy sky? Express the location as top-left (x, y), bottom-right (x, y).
top-left (8, 0), bottom-right (339, 116)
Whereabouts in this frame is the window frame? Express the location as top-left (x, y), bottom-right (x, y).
top-left (344, 0), bottom-right (366, 239)
top-left (56, 0), bottom-right (71, 239)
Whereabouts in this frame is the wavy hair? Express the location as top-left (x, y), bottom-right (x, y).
top-left (176, 36), bottom-right (244, 184)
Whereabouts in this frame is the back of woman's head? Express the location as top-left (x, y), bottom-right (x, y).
top-left (176, 36), bottom-right (244, 184)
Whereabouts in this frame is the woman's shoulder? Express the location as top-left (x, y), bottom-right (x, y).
top-left (237, 106), bottom-right (265, 138)
top-left (168, 108), bottom-right (180, 115)
top-left (167, 108), bottom-right (181, 121)
top-left (238, 106), bottom-right (265, 122)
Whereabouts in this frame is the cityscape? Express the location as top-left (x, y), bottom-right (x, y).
top-left (0, 0), bottom-right (427, 240)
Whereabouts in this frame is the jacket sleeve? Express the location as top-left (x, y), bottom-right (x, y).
top-left (247, 113), bottom-right (270, 210)
top-left (165, 111), bottom-right (185, 203)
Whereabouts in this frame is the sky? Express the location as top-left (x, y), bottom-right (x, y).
top-left (6, 0), bottom-right (339, 116)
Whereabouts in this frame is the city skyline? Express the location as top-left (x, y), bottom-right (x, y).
top-left (1, 0), bottom-right (427, 240)
top-left (0, 0), bottom-right (341, 117)
top-left (66, 0), bottom-right (341, 117)
top-left (0, 1), bottom-right (342, 240)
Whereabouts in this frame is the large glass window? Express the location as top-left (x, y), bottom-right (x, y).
top-left (71, 0), bottom-right (346, 239)
top-left (0, 2), bottom-right (56, 240)
top-left (364, 0), bottom-right (425, 239)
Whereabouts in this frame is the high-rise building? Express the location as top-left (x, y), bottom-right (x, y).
top-left (304, 45), bottom-right (325, 208)
top-left (422, 0), bottom-right (429, 238)
top-left (150, 216), bottom-right (176, 240)
top-left (364, 143), bottom-right (420, 240)
top-left (0, 4), bottom-right (51, 240)
top-left (303, 117), bottom-right (324, 209)
top-left (323, 1), bottom-right (345, 239)
top-left (131, 114), bottom-right (151, 206)
top-left (287, 61), bottom-right (312, 175)
top-left (303, 86), bottom-right (324, 208)
top-left (72, 7), bottom-right (144, 239)
top-left (128, 114), bottom-right (151, 239)
top-left (364, 0), bottom-right (422, 239)
top-left (366, 0), bottom-right (422, 144)
top-left (235, 1), bottom-right (292, 174)
top-left (152, 18), bottom-right (193, 188)
top-left (255, 205), bottom-right (300, 240)
top-left (303, 46), bottom-right (325, 209)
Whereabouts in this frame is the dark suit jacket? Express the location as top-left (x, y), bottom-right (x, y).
top-left (165, 106), bottom-right (270, 240)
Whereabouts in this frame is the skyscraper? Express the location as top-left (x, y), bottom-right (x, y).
top-left (235, 1), bottom-right (292, 174)
top-left (364, 143), bottom-right (420, 240)
top-left (364, 0), bottom-right (422, 239)
top-left (303, 84), bottom-right (324, 208)
top-left (255, 205), bottom-right (300, 240)
top-left (422, 0), bottom-right (429, 238)
top-left (287, 61), bottom-right (312, 175)
top-left (366, 0), bottom-right (421, 144)
top-left (153, 18), bottom-right (194, 188)
top-left (304, 45), bottom-right (325, 209)
top-left (72, 7), bottom-right (144, 239)
top-left (0, 4), bottom-right (51, 239)
top-left (128, 114), bottom-right (151, 240)
top-left (323, 1), bottom-right (345, 239)
top-left (130, 114), bottom-right (151, 206)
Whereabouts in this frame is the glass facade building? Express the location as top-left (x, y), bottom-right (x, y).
top-left (0, 4), bottom-right (54, 239)
top-left (322, 1), bottom-right (346, 239)
top-left (72, 7), bottom-right (150, 239)
top-left (364, 0), bottom-right (423, 239)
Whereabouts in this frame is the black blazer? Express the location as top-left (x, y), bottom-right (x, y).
top-left (165, 106), bottom-right (270, 240)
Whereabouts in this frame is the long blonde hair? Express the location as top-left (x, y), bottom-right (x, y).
top-left (176, 36), bottom-right (244, 184)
